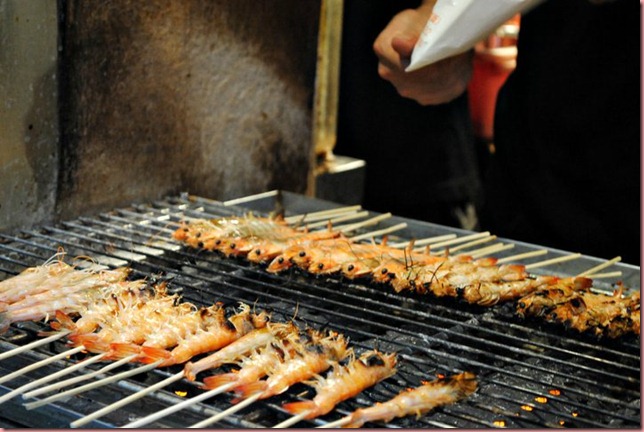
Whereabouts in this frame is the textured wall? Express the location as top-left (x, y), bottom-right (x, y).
top-left (0, 0), bottom-right (59, 230)
top-left (57, 0), bottom-right (319, 219)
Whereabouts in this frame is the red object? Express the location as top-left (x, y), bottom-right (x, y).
top-left (468, 45), bottom-right (516, 141)
top-left (468, 17), bottom-right (520, 141)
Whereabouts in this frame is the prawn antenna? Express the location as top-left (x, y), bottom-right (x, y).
top-left (44, 248), bottom-right (67, 266)
top-left (291, 302), bottom-right (300, 322)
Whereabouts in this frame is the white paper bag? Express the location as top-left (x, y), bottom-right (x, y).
top-left (407, 0), bottom-right (544, 71)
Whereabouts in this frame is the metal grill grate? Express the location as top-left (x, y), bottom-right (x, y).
top-left (0, 192), bottom-right (640, 428)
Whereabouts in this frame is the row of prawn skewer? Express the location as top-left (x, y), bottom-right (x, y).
top-left (173, 214), bottom-right (640, 339)
top-left (0, 256), bottom-right (477, 428)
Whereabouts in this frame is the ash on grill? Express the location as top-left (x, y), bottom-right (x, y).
top-left (0, 192), bottom-right (640, 428)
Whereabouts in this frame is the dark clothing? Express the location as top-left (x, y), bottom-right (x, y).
top-left (336, 0), bottom-right (481, 228)
top-left (480, 0), bottom-right (641, 264)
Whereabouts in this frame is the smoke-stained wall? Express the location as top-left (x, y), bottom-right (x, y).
top-left (0, 1), bottom-right (320, 227)
top-left (0, 0), bottom-right (60, 230)
top-left (56, 0), bottom-right (320, 219)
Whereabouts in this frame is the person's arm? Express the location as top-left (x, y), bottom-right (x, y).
top-left (373, 0), bottom-right (473, 106)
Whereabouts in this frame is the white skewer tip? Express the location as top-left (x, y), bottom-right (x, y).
top-left (272, 410), bottom-right (312, 428)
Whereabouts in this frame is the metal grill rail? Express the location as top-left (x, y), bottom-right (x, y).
top-left (0, 192), bottom-right (640, 428)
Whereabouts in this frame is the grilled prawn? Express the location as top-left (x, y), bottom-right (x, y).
top-left (343, 371), bottom-right (477, 428)
top-left (201, 326), bottom-right (318, 391)
top-left (233, 329), bottom-right (350, 400)
top-left (68, 288), bottom-right (182, 354)
top-left (0, 267), bottom-right (132, 334)
top-left (201, 339), bottom-right (291, 391)
top-left (141, 303), bottom-right (270, 366)
top-left (183, 321), bottom-right (296, 381)
top-left (282, 350), bottom-right (398, 420)
top-left (517, 278), bottom-right (640, 338)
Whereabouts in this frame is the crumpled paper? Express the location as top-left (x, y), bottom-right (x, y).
top-left (407, 0), bottom-right (544, 71)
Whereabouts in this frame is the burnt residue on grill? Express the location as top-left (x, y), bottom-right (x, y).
top-left (0, 193), bottom-right (640, 428)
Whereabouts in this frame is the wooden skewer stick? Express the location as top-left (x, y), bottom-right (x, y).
top-left (24, 359), bottom-right (165, 411)
top-left (413, 232), bottom-right (490, 253)
top-left (388, 234), bottom-right (457, 249)
top-left (585, 271), bottom-right (623, 279)
top-left (437, 235), bottom-right (497, 254)
top-left (350, 222), bottom-right (408, 242)
top-left (336, 213), bottom-right (392, 233)
top-left (576, 256), bottom-right (622, 277)
top-left (69, 370), bottom-right (184, 428)
top-left (23, 354), bottom-right (138, 399)
top-left (317, 416), bottom-right (352, 428)
top-left (222, 190), bottom-right (280, 207)
top-left (188, 391), bottom-right (264, 428)
top-left (123, 382), bottom-right (237, 428)
top-left (0, 345), bottom-right (84, 387)
top-left (524, 253), bottom-right (582, 270)
top-left (496, 249), bottom-right (548, 264)
top-left (468, 243), bottom-right (515, 259)
top-left (272, 410), bottom-right (312, 428)
top-left (0, 352), bottom-right (107, 406)
top-left (0, 330), bottom-right (70, 362)
top-left (285, 205), bottom-right (362, 224)
top-left (293, 208), bottom-right (363, 225)
top-left (306, 211), bottom-right (369, 229)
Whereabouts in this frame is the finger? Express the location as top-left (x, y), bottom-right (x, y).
top-left (391, 36), bottom-right (416, 60)
top-left (373, 38), bottom-right (403, 71)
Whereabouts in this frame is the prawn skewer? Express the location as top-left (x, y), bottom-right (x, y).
top-left (0, 254), bottom-right (63, 294)
top-left (0, 261), bottom-right (74, 303)
top-left (188, 329), bottom-right (350, 428)
top-left (517, 279), bottom-right (640, 338)
top-left (233, 329), bottom-right (350, 400)
top-left (0, 267), bottom-right (131, 333)
top-left (3, 267), bottom-right (129, 311)
top-left (125, 338), bottom-right (295, 428)
top-left (200, 333), bottom-right (302, 391)
top-left (141, 304), bottom-right (270, 366)
top-left (183, 322), bottom-right (295, 381)
top-left (321, 372), bottom-right (478, 428)
top-left (276, 350), bottom-right (397, 427)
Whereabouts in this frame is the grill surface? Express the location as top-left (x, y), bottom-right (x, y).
top-left (0, 191), bottom-right (640, 428)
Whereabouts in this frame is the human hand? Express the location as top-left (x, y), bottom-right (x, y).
top-left (373, 5), bottom-right (474, 105)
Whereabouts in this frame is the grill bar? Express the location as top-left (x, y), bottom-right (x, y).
top-left (0, 193), bottom-right (639, 428)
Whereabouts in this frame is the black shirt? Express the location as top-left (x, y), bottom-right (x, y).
top-left (336, 0), bottom-right (481, 227)
top-left (480, 0), bottom-right (641, 264)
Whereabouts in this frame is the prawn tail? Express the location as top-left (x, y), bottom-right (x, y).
top-left (109, 342), bottom-right (143, 360)
top-left (202, 373), bottom-right (237, 390)
top-left (0, 301), bottom-right (8, 313)
top-left (233, 381), bottom-right (267, 400)
top-left (50, 310), bottom-right (76, 332)
top-left (69, 334), bottom-right (109, 353)
top-left (139, 346), bottom-right (173, 364)
top-left (282, 400), bottom-right (317, 418)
